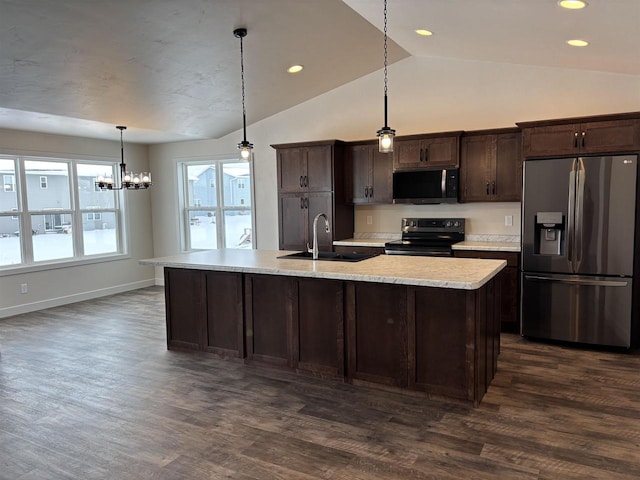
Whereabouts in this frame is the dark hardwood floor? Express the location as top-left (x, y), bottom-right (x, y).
top-left (1, 286), bottom-right (640, 479)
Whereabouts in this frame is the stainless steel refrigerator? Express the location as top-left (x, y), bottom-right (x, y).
top-left (521, 155), bottom-right (638, 348)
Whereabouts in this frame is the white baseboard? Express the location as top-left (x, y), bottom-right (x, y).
top-left (0, 279), bottom-right (157, 319)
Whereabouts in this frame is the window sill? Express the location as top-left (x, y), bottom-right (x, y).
top-left (0, 253), bottom-right (133, 277)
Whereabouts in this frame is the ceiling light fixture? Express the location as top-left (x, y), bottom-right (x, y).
top-left (287, 65), bottom-right (304, 73)
top-left (376, 0), bottom-right (395, 154)
top-left (95, 126), bottom-right (151, 190)
top-left (415, 29), bottom-right (433, 36)
top-left (558, 0), bottom-right (588, 9)
top-left (567, 39), bottom-right (589, 47)
top-left (234, 27), bottom-right (253, 160)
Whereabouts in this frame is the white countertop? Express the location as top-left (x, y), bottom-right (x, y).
top-left (452, 241), bottom-right (520, 253)
top-left (141, 249), bottom-right (506, 290)
top-left (334, 236), bottom-right (521, 252)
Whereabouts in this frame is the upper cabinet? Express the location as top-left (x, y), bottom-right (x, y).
top-left (346, 142), bottom-right (393, 205)
top-left (272, 140), bottom-right (353, 251)
top-left (460, 128), bottom-right (522, 203)
top-left (518, 113), bottom-right (640, 158)
top-left (393, 132), bottom-right (462, 170)
top-left (276, 143), bottom-right (335, 192)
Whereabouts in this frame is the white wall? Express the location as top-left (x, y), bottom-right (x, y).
top-left (150, 56), bottom-right (640, 256)
top-left (0, 129), bottom-right (155, 317)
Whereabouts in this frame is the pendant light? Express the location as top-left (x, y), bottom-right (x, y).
top-left (376, 0), bottom-right (395, 153)
top-left (95, 126), bottom-right (151, 190)
top-left (234, 27), bottom-right (253, 160)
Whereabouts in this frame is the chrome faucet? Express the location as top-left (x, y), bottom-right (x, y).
top-left (308, 213), bottom-right (330, 260)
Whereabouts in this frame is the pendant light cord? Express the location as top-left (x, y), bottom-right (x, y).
top-left (240, 33), bottom-right (247, 143)
top-left (383, 0), bottom-right (389, 128)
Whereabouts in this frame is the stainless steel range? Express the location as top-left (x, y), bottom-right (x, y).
top-left (384, 217), bottom-right (465, 256)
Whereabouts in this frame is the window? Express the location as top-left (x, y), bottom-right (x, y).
top-left (0, 155), bottom-right (124, 269)
top-left (3, 174), bottom-right (14, 192)
top-left (179, 158), bottom-right (254, 251)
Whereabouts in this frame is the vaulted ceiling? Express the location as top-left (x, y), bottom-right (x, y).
top-left (1, 0), bottom-right (638, 143)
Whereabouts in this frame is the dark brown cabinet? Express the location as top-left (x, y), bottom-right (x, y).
top-left (294, 277), bottom-right (344, 378)
top-left (273, 140), bottom-right (353, 251)
top-left (346, 142), bottom-right (392, 204)
top-left (346, 282), bottom-right (408, 387)
top-left (164, 268), bottom-right (244, 356)
top-left (460, 129), bottom-right (522, 202)
top-left (518, 114), bottom-right (640, 158)
top-left (393, 132), bottom-right (462, 170)
top-left (454, 250), bottom-right (520, 332)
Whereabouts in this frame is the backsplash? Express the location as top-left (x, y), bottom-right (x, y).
top-left (354, 202), bottom-right (521, 238)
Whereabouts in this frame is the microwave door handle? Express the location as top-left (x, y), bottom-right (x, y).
top-left (441, 169), bottom-right (446, 198)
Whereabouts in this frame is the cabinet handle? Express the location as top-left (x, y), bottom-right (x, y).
top-left (300, 197), bottom-right (304, 209)
top-left (300, 175), bottom-right (303, 188)
top-left (304, 175), bottom-right (308, 187)
top-left (486, 182), bottom-right (490, 195)
top-left (420, 148), bottom-right (424, 162)
top-left (424, 148), bottom-right (429, 162)
top-left (492, 181), bottom-right (496, 195)
top-left (369, 186), bottom-right (373, 198)
top-left (581, 131), bottom-right (586, 148)
top-left (364, 186), bottom-right (369, 198)
top-left (574, 132), bottom-right (579, 148)
top-left (305, 197), bottom-right (309, 209)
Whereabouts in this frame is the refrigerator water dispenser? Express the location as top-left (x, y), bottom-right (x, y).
top-left (535, 212), bottom-right (563, 255)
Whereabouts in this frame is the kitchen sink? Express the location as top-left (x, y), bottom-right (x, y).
top-left (278, 251), bottom-right (378, 262)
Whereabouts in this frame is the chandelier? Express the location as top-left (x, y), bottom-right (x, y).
top-left (376, 0), bottom-right (396, 153)
top-left (234, 27), bottom-right (253, 160)
top-left (95, 126), bottom-right (152, 190)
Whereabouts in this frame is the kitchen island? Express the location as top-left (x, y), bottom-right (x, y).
top-left (141, 249), bottom-right (506, 406)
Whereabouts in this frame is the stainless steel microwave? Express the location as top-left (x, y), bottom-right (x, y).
top-left (392, 168), bottom-right (459, 204)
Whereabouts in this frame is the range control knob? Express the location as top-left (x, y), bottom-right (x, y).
top-left (445, 221), bottom-right (452, 228)
top-left (453, 221), bottom-right (460, 227)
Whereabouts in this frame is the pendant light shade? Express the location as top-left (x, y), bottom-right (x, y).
top-left (234, 28), bottom-right (253, 160)
top-left (376, 0), bottom-right (395, 153)
top-left (95, 126), bottom-right (152, 190)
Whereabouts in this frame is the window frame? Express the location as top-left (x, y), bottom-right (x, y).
top-left (0, 154), bottom-right (128, 273)
top-left (178, 155), bottom-right (255, 252)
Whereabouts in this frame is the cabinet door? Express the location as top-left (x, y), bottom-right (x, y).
top-left (522, 124), bottom-right (579, 158)
top-left (278, 194), bottom-right (307, 251)
top-left (204, 271), bottom-right (244, 357)
top-left (164, 268), bottom-right (203, 350)
top-left (422, 135), bottom-right (459, 168)
top-left (277, 148), bottom-right (306, 192)
top-left (349, 145), bottom-right (372, 204)
top-left (306, 145), bottom-right (334, 191)
top-left (295, 278), bottom-right (344, 378)
top-left (245, 275), bottom-right (294, 367)
top-left (307, 192), bottom-right (334, 251)
top-left (346, 282), bottom-right (408, 387)
top-left (581, 119), bottom-right (640, 154)
top-left (493, 132), bottom-right (522, 202)
top-left (393, 139), bottom-right (424, 170)
top-left (460, 135), bottom-right (493, 202)
top-left (370, 148), bottom-right (393, 203)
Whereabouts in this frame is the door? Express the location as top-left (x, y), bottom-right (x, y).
top-left (277, 148), bottom-right (306, 192)
top-left (349, 145), bottom-right (371, 204)
top-left (493, 132), bottom-right (522, 202)
top-left (371, 149), bottom-right (392, 203)
top-left (573, 155), bottom-right (637, 276)
top-left (278, 194), bottom-right (306, 250)
top-left (305, 145), bottom-right (333, 191)
top-left (521, 273), bottom-right (632, 347)
top-left (522, 157), bottom-right (576, 274)
top-left (460, 135), bottom-right (492, 202)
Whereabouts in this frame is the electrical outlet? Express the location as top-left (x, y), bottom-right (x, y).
top-left (504, 215), bottom-right (513, 227)
top-left (366, 215), bottom-right (373, 225)
top-left (20, 283), bottom-right (28, 294)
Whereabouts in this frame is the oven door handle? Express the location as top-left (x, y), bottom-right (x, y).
top-left (441, 169), bottom-right (446, 199)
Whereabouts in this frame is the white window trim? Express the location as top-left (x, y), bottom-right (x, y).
top-left (177, 155), bottom-right (255, 252)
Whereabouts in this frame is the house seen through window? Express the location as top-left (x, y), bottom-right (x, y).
top-left (180, 159), bottom-right (254, 251)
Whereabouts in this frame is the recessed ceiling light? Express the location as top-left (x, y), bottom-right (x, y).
top-left (558, 0), bottom-right (588, 9)
top-left (415, 29), bottom-right (433, 36)
top-left (287, 65), bottom-right (303, 73)
top-left (567, 39), bottom-right (589, 47)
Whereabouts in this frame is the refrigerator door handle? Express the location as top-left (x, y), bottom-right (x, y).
top-left (574, 158), bottom-right (585, 271)
top-left (524, 274), bottom-right (629, 288)
top-left (567, 159), bottom-right (577, 272)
